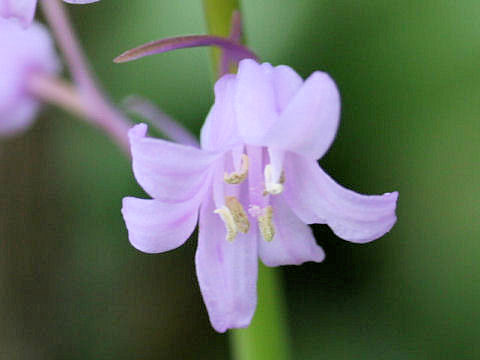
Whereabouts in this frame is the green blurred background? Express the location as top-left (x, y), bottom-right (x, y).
top-left (1, 0), bottom-right (479, 358)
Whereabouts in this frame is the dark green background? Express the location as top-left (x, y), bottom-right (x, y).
top-left (1, 0), bottom-right (479, 358)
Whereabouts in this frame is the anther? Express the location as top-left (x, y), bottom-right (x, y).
top-left (263, 164), bottom-right (284, 195)
top-left (214, 196), bottom-right (250, 242)
top-left (258, 206), bottom-right (275, 242)
top-left (214, 207), bottom-right (237, 242)
top-left (225, 196), bottom-right (250, 234)
top-left (224, 154), bottom-right (249, 184)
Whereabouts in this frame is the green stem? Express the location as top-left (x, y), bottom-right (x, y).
top-left (202, 0), bottom-right (240, 77)
top-left (230, 264), bottom-right (292, 360)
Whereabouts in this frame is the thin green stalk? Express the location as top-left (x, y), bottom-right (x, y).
top-left (202, 0), bottom-right (241, 76)
top-left (230, 264), bottom-right (292, 360)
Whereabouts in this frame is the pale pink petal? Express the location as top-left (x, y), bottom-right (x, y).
top-left (129, 124), bottom-right (220, 202)
top-left (271, 65), bottom-right (303, 112)
top-left (0, 99), bottom-right (37, 136)
top-left (0, 0), bottom-right (99, 27)
top-left (263, 71), bottom-right (340, 160)
top-left (284, 153), bottom-right (398, 243)
top-left (62, 0), bottom-right (99, 4)
top-left (0, 19), bottom-right (60, 136)
top-left (122, 197), bottom-right (198, 254)
top-left (0, 0), bottom-right (37, 27)
top-left (234, 59), bottom-right (278, 143)
top-left (246, 145), bottom-right (268, 207)
top-left (259, 195), bottom-right (325, 267)
top-left (200, 74), bottom-right (240, 151)
top-left (195, 193), bottom-right (258, 333)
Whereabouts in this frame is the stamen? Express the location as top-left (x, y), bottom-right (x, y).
top-left (214, 196), bottom-right (250, 242)
top-left (263, 164), bottom-right (284, 195)
top-left (214, 207), bottom-right (238, 242)
top-left (258, 206), bottom-right (275, 242)
top-left (225, 196), bottom-right (250, 234)
top-left (224, 154), bottom-right (249, 184)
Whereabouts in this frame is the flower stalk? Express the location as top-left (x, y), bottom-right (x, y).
top-left (122, 95), bottom-right (199, 148)
top-left (27, 72), bottom-right (130, 154)
top-left (203, 0), bottom-right (242, 77)
top-left (202, 2), bottom-right (292, 360)
top-left (230, 264), bottom-right (291, 360)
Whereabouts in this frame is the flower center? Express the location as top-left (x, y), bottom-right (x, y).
top-left (217, 149), bottom-right (283, 242)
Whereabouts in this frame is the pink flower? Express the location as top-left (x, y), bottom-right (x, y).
top-left (0, 18), bottom-right (60, 135)
top-left (0, 0), bottom-right (99, 27)
top-left (121, 59), bottom-right (398, 332)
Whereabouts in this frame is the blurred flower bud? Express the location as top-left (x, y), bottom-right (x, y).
top-left (0, 18), bottom-right (60, 136)
top-left (0, 0), bottom-right (100, 28)
top-left (0, 0), bottom-right (37, 27)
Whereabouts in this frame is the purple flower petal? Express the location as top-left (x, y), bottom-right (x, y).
top-left (263, 71), bottom-right (340, 160)
top-left (234, 59), bottom-right (278, 143)
top-left (284, 153), bottom-right (398, 243)
top-left (129, 124), bottom-right (220, 202)
top-left (195, 194), bottom-right (258, 333)
top-left (0, 0), bottom-right (37, 27)
top-left (200, 74), bottom-right (240, 151)
top-left (271, 65), bottom-right (303, 112)
top-left (0, 99), bottom-right (37, 135)
top-left (122, 197), bottom-right (199, 254)
top-left (0, 18), bottom-right (60, 136)
top-left (63, 0), bottom-right (99, 3)
top-left (0, 0), bottom-right (98, 27)
top-left (259, 195), bottom-right (325, 267)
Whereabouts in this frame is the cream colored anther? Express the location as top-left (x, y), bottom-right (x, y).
top-left (258, 206), bottom-right (275, 242)
top-left (225, 196), bottom-right (250, 234)
top-left (214, 196), bottom-right (250, 242)
top-left (224, 154), bottom-right (249, 184)
top-left (214, 207), bottom-right (237, 242)
top-left (263, 164), bottom-right (284, 195)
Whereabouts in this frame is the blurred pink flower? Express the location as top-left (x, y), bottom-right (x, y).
top-left (121, 59), bottom-right (398, 332)
top-left (0, 0), bottom-right (99, 27)
top-left (0, 18), bottom-right (60, 135)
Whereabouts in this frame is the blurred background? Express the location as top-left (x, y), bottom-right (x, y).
top-left (1, 0), bottom-right (479, 358)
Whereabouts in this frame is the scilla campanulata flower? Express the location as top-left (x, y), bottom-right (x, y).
top-left (0, 0), bottom-right (98, 27)
top-left (0, 18), bottom-right (60, 135)
top-left (122, 59), bottom-right (398, 332)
